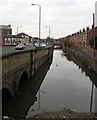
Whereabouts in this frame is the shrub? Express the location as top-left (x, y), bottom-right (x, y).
top-left (89, 37), bottom-right (97, 49)
top-left (64, 40), bottom-right (75, 47)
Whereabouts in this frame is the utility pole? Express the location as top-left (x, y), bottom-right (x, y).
top-left (31, 4), bottom-right (41, 46)
top-left (17, 26), bottom-right (22, 34)
top-left (93, 13), bottom-right (95, 57)
top-left (90, 13), bottom-right (95, 113)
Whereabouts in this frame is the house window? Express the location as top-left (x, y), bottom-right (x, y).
top-left (5, 38), bottom-right (7, 45)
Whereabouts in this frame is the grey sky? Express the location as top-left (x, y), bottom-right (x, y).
top-left (0, 0), bottom-right (96, 38)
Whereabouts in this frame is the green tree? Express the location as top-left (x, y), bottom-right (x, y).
top-left (64, 40), bottom-right (75, 48)
top-left (89, 37), bottom-right (97, 49)
top-left (64, 40), bottom-right (68, 46)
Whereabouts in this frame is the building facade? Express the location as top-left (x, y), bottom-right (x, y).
top-left (64, 26), bottom-right (97, 48)
top-left (0, 25), bottom-right (12, 46)
top-left (3, 35), bottom-right (22, 46)
top-left (17, 32), bottom-right (32, 45)
top-left (0, 25), bottom-right (32, 46)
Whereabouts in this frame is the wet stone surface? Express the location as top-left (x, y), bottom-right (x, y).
top-left (31, 109), bottom-right (95, 119)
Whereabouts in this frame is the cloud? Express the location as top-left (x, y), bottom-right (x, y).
top-left (0, 0), bottom-right (96, 38)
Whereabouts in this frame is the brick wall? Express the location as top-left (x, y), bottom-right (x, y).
top-left (64, 27), bottom-right (97, 48)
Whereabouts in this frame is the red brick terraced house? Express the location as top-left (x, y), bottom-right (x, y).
top-left (65, 26), bottom-right (97, 49)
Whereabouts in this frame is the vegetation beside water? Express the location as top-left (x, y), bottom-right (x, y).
top-left (89, 37), bottom-right (97, 49)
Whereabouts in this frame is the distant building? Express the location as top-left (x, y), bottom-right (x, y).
top-left (64, 26), bottom-right (97, 48)
top-left (0, 25), bottom-right (33, 46)
top-left (0, 25), bottom-right (12, 35)
top-left (0, 25), bottom-right (12, 46)
top-left (3, 35), bottom-right (22, 46)
top-left (17, 32), bottom-right (32, 45)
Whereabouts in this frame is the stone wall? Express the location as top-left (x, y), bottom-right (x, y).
top-left (2, 46), bottom-right (53, 96)
top-left (2, 52), bottom-right (31, 78)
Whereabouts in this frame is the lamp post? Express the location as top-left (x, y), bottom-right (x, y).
top-left (93, 13), bottom-right (95, 57)
top-left (31, 4), bottom-right (41, 109)
top-left (17, 26), bottom-right (22, 34)
top-left (90, 13), bottom-right (95, 113)
top-left (31, 4), bottom-right (41, 41)
top-left (45, 26), bottom-right (50, 38)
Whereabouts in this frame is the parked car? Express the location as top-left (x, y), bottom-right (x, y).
top-left (15, 44), bottom-right (25, 50)
top-left (40, 43), bottom-right (46, 47)
top-left (34, 42), bottom-right (40, 48)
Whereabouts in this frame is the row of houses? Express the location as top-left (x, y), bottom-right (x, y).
top-left (0, 25), bottom-right (37, 46)
top-left (62, 25), bottom-right (97, 48)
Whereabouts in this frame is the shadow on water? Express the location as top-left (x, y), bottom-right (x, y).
top-left (2, 57), bottom-right (53, 119)
top-left (64, 52), bottom-right (97, 88)
top-left (63, 51), bottom-right (97, 113)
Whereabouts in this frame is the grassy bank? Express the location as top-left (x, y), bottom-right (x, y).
top-left (63, 46), bottom-right (97, 74)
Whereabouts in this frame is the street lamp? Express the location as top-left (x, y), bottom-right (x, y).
top-left (90, 13), bottom-right (95, 113)
top-left (17, 26), bottom-right (22, 34)
top-left (45, 26), bottom-right (50, 38)
top-left (31, 4), bottom-right (41, 110)
top-left (31, 4), bottom-right (41, 41)
top-left (93, 13), bottom-right (95, 57)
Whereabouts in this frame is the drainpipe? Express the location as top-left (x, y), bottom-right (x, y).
top-left (93, 13), bottom-right (96, 58)
top-left (30, 50), bottom-right (33, 79)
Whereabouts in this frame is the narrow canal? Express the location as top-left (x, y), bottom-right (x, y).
top-left (26, 50), bottom-right (96, 118)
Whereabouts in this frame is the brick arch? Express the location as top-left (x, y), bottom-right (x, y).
top-left (18, 71), bottom-right (29, 93)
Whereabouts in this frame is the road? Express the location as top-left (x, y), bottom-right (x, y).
top-left (0, 45), bottom-right (36, 57)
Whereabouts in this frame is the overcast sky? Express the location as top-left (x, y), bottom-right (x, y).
top-left (0, 0), bottom-right (96, 38)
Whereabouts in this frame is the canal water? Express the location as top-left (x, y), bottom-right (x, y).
top-left (26, 50), bottom-right (96, 118)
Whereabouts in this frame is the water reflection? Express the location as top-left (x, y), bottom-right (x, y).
top-left (3, 50), bottom-right (97, 119)
top-left (27, 50), bottom-right (96, 118)
top-left (64, 51), bottom-right (97, 113)
top-left (2, 57), bottom-right (53, 119)
top-left (64, 52), bottom-right (97, 88)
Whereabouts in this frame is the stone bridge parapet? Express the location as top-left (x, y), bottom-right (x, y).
top-left (2, 46), bottom-right (53, 96)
